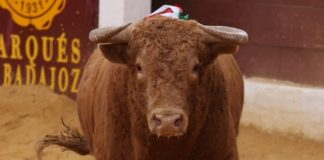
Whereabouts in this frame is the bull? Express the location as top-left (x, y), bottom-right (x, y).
top-left (38, 15), bottom-right (248, 160)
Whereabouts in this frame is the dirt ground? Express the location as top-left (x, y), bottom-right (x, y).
top-left (1, 85), bottom-right (324, 160)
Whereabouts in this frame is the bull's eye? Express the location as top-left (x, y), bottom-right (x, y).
top-left (136, 64), bottom-right (142, 72)
top-left (189, 63), bottom-right (200, 80)
top-left (193, 64), bottom-right (200, 73)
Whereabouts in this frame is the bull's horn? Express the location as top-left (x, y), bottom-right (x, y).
top-left (89, 23), bottom-right (132, 43)
top-left (199, 24), bottom-right (248, 44)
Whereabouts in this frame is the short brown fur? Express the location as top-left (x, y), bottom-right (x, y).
top-left (77, 16), bottom-right (244, 160)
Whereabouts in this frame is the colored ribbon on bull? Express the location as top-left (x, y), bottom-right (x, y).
top-left (148, 4), bottom-right (189, 20)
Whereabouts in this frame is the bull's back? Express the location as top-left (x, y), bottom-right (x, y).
top-left (216, 54), bottom-right (244, 133)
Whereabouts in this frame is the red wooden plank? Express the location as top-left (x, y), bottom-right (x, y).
top-left (236, 44), bottom-right (324, 86)
top-left (230, 0), bottom-right (324, 8)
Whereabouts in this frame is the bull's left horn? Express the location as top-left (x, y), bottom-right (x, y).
top-left (89, 23), bottom-right (133, 43)
top-left (199, 24), bottom-right (248, 44)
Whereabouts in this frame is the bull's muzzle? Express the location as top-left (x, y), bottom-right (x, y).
top-left (147, 108), bottom-right (188, 137)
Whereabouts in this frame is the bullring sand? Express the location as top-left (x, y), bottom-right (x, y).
top-left (0, 85), bottom-right (323, 160)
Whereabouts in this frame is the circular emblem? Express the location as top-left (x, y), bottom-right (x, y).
top-left (0, 0), bottom-right (66, 30)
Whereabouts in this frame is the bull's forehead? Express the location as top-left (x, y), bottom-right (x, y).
top-left (131, 16), bottom-right (204, 52)
top-left (132, 16), bottom-right (205, 68)
top-left (146, 43), bottom-right (194, 63)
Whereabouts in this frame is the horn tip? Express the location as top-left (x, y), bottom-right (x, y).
top-left (89, 30), bottom-right (97, 42)
top-left (238, 31), bottom-right (249, 44)
top-left (241, 32), bottom-right (249, 43)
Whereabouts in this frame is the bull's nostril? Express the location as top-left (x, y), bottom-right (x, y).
top-left (152, 115), bottom-right (162, 127)
top-left (174, 115), bottom-right (183, 127)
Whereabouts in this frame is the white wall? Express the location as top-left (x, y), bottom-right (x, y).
top-left (242, 78), bottom-right (324, 142)
top-left (99, 0), bottom-right (151, 27)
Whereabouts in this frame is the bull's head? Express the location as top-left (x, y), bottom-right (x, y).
top-left (89, 16), bottom-right (248, 137)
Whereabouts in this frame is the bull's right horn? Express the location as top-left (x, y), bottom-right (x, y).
top-left (89, 23), bottom-right (133, 43)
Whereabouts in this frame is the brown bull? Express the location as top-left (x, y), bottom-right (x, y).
top-left (38, 16), bottom-right (248, 160)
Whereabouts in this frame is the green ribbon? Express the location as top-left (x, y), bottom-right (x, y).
top-left (178, 12), bottom-right (189, 20)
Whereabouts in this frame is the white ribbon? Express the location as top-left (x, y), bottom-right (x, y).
top-left (148, 5), bottom-right (182, 19)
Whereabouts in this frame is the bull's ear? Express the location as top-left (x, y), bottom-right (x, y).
top-left (209, 43), bottom-right (239, 55)
top-left (202, 44), bottom-right (239, 65)
top-left (99, 43), bottom-right (128, 64)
